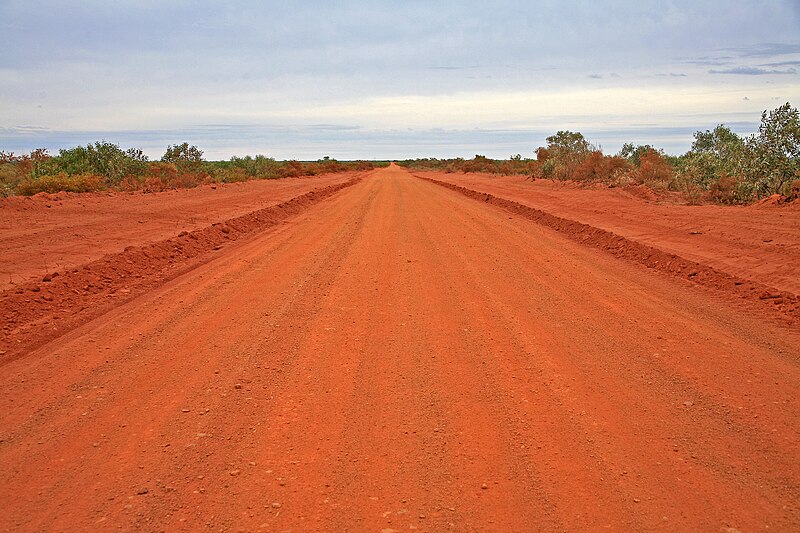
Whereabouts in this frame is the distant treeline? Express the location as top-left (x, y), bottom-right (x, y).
top-left (0, 143), bottom-right (385, 197)
top-left (398, 102), bottom-right (799, 205)
top-left (2, 102), bottom-right (797, 204)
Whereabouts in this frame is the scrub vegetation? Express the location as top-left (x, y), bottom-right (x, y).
top-left (2, 103), bottom-right (797, 205)
top-left (0, 142), bottom-right (382, 197)
top-left (399, 102), bottom-right (800, 205)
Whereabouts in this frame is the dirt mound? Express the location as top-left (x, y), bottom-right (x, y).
top-left (423, 177), bottom-right (800, 323)
top-left (754, 193), bottom-right (800, 209)
top-left (0, 178), bottom-right (360, 364)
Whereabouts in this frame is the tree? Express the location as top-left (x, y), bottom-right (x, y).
top-left (546, 130), bottom-right (592, 155)
top-left (618, 143), bottom-right (661, 166)
top-left (538, 131), bottom-right (594, 179)
top-left (690, 125), bottom-right (746, 178)
top-left (162, 143), bottom-right (204, 172)
top-left (745, 102), bottom-right (799, 196)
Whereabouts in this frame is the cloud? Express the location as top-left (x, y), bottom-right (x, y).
top-left (0, 121), bottom-right (765, 160)
top-left (728, 42), bottom-right (800, 58)
top-left (677, 57), bottom-right (734, 66)
top-left (427, 66), bottom-right (480, 71)
top-left (709, 66), bottom-right (798, 75)
top-left (759, 60), bottom-right (800, 67)
top-left (2, 1), bottom-right (799, 158)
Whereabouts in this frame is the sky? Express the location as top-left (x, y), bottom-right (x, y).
top-left (1, 0), bottom-right (799, 160)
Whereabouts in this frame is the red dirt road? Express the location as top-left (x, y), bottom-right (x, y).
top-left (1, 165), bottom-right (799, 531)
top-left (419, 171), bottom-right (800, 295)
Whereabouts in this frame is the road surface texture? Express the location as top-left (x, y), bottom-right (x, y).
top-left (1, 164), bottom-right (798, 531)
top-left (419, 171), bottom-right (800, 295)
top-left (0, 173), bottom-right (356, 292)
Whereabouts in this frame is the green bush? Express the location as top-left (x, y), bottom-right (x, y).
top-left (45, 142), bottom-right (148, 185)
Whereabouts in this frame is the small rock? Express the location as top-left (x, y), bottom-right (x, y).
top-left (633, 498), bottom-right (640, 503)
top-left (42, 274), bottom-right (52, 282)
top-left (136, 487), bottom-right (149, 495)
top-left (229, 469), bottom-right (241, 476)
top-left (683, 401), bottom-right (693, 407)
top-left (271, 502), bottom-right (281, 509)
top-left (234, 384), bottom-right (243, 390)
top-left (181, 408), bottom-right (191, 413)
top-left (481, 483), bottom-right (488, 490)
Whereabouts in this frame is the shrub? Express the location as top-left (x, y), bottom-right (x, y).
top-left (280, 160), bottom-right (305, 178)
top-left (145, 162), bottom-right (179, 186)
top-left (573, 152), bottom-right (630, 183)
top-left (744, 102), bottom-right (799, 197)
top-left (16, 173), bottom-right (105, 195)
top-left (228, 155), bottom-right (281, 179)
top-left (217, 167), bottom-right (249, 183)
top-left (538, 131), bottom-right (594, 180)
top-left (706, 174), bottom-right (752, 205)
top-left (162, 143), bottom-right (204, 173)
top-left (635, 149), bottom-right (674, 189)
top-left (46, 142), bottom-right (148, 185)
top-left (0, 163), bottom-right (24, 197)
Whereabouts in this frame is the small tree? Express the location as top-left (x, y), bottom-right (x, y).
top-left (745, 102), bottom-right (799, 196)
top-left (690, 125), bottom-right (746, 179)
top-left (538, 131), bottom-right (594, 180)
top-left (162, 143), bottom-right (204, 173)
top-left (618, 143), bottom-right (660, 166)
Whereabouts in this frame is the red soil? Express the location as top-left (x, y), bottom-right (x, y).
top-left (1, 164), bottom-right (798, 531)
top-left (0, 174), bottom-right (364, 362)
top-left (420, 171), bottom-right (800, 295)
top-left (0, 173), bottom-right (355, 292)
top-left (421, 176), bottom-right (800, 322)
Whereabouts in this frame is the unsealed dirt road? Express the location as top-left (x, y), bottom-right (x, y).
top-left (1, 164), bottom-right (799, 531)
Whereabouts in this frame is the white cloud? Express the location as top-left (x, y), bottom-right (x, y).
top-left (1, 0), bottom-right (799, 157)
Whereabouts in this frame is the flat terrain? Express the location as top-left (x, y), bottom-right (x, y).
top-left (1, 165), bottom-right (798, 531)
top-left (0, 173), bottom-right (354, 291)
top-left (420, 171), bottom-right (800, 295)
